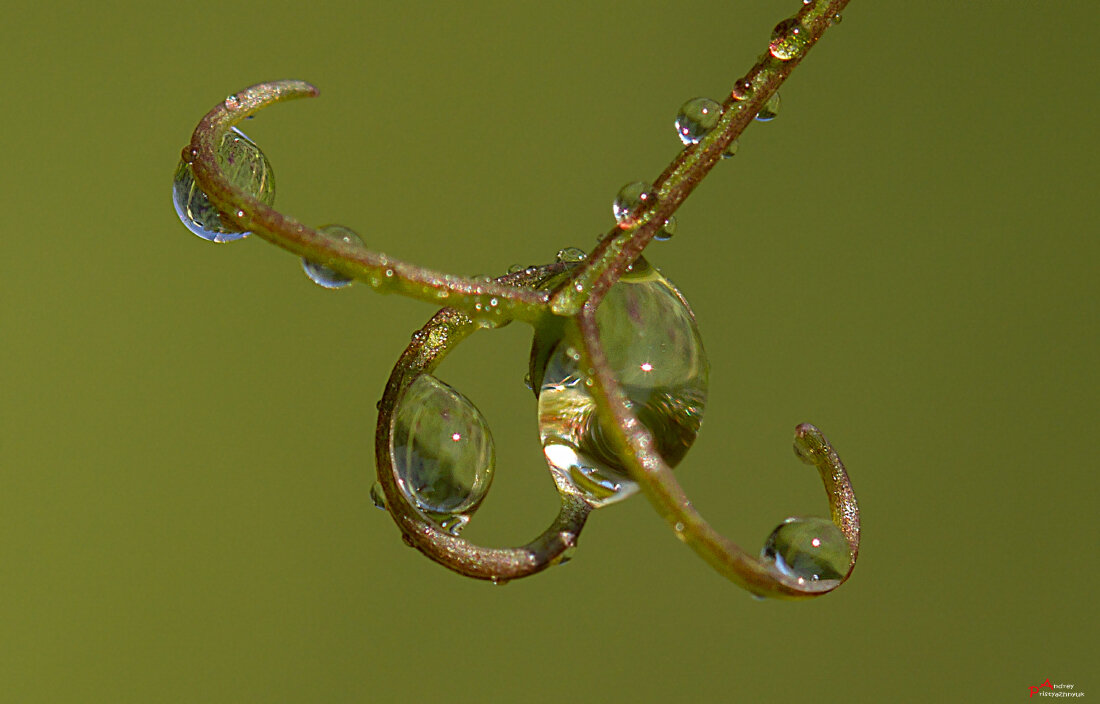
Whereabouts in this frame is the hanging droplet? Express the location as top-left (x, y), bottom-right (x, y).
top-left (172, 127), bottom-right (275, 243)
top-left (829, 13), bottom-right (843, 26)
top-left (392, 375), bottom-right (495, 534)
top-left (769, 18), bottom-right (810, 61)
top-left (536, 268), bottom-right (709, 507)
top-left (301, 224), bottom-right (365, 289)
top-left (675, 97), bottom-right (723, 145)
top-left (755, 92), bottom-right (781, 122)
top-left (369, 482), bottom-right (387, 510)
top-left (555, 247), bottom-right (587, 263)
top-left (761, 517), bottom-right (848, 582)
top-left (654, 216), bottom-right (677, 242)
top-left (721, 139), bottom-right (740, 159)
top-left (612, 182), bottom-right (658, 229)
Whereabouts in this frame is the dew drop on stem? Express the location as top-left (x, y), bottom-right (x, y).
top-left (392, 375), bottom-right (495, 535)
top-left (533, 268), bottom-right (709, 507)
top-left (301, 224), bottom-right (365, 289)
top-left (172, 127), bottom-right (275, 243)
top-left (755, 92), bottom-right (781, 122)
top-left (761, 517), bottom-right (848, 582)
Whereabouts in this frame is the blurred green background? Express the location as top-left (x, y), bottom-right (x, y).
top-left (1, 0), bottom-right (1094, 701)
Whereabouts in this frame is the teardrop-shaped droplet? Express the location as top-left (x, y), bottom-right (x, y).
top-left (755, 92), bottom-right (781, 122)
top-left (369, 482), bottom-right (387, 510)
top-left (555, 247), bottom-right (587, 263)
top-left (536, 268), bottom-right (708, 507)
top-left (392, 374), bottom-right (495, 534)
top-left (721, 139), bottom-right (740, 159)
top-left (675, 97), bottom-right (723, 145)
top-left (761, 517), bottom-right (848, 582)
top-left (654, 216), bottom-right (676, 242)
top-left (769, 18), bottom-right (810, 61)
top-left (172, 127), bottom-right (275, 243)
top-left (301, 224), bottom-right (365, 289)
top-left (612, 182), bottom-right (658, 229)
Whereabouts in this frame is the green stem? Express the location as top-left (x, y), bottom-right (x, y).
top-left (187, 81), bottom-right (549, 326)
top-left (550, 0), bottom-right (852, 316)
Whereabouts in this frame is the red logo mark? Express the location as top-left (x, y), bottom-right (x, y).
top-left (1030, 678), bottom-right (1054, 697)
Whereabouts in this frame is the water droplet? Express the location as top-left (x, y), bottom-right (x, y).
top-left (755, 92), bottom-right (781, 122)
top-left (731, 77), bottom-right (753, 101)
top-left (523, 372), bottom-right (533, 391)
top-left (507, 263), bottom-right (526, 274)
top-left (675, 97), bottom-right (723, 145)
top-left (172, 127), bottom-right (275, 243)
top-left (761, 517), bottom-right (848, 582)
top-left (224, 94), bottom-right (240, 109)
top-left (490, 576), bottom-right (509, 586)
top-left (301, 224), bottom-right (365, 289)
top-left (392, 375), bottom-right (495, 534)
top-left (555, 247), bottom-right (587, 263)
top-left (556, 544), bottom-right (578, 566)
top-left (829, 13), bottom-right (843, 25)
top-left (721, 139), bottom-right (740, 159)
top-left (769, 18), bottom-right (810, 61)
top-left (536, 269), bottom-right (708, 507)
top-left (612, 182), bottom-right (658, 229)
top-left (369, 482), bottom-right (387, 510)
top-left (654, 216), bottom-right (677, 242)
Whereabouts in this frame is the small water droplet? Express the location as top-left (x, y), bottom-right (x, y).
top-left (507, 263), bottom-right (526, 274)
top-left (375, 399), bottom-right (384, 410)
top-left (674, 521), bottom-right (685, 533)
top-left (755, 92), bottom-right (781, 122)
top-left (536, 269), bottom-right (708, 508)
top-left (369, 482), bottom-right (387, 510)
top-left (393, 375), bottom-right (495, 534)
top-left (224, 94), bottom-right (240, 109)
top-left (556, 544), bottom-right (578, 566)
top-left (829, 13), bottom-right (843, 25)
top-left (301, 224), bottom-right (365, 289)
top-left (613, 182), bottom-right (657, 229)
top-left (731, 77), bottom-right (753, 101)
top-left (654, 216), bottom-right (677, 242)
top-left (674, 97), bottom-right (723, 145)
top-left (490, 576), bottom-right (509, 586)
top-left (555, 247), bottom-right (587, 263)
top-left (721, 139), bottom-right (740, 159)
top-left (769, 18), bottom-right (810, 61)
top-left (523, 372), bottom-right (533, 391)
top-left (761, 517), bottom-right (848, 582)
top-left (172, 127), bottom-right (275, 243)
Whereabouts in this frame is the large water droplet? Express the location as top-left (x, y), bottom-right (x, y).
top-left (769, 18), bottom-right (810, 61)
top-left (301, 224), bottom-right (365, 289)
top-left (392, 375), bottom-right (495, 534)
top-left (172, 128), bottom-right (275, 243)
top-left (761, 517), bottom-right (848, 582)
top-left (675, 97), bottom-right (723, 145)
top-left (612, 181), bottom-right (657, 229)
top-left (755, 92), bottom-right (781, 122)
top-left (536, 269), bottom-right (708, 507)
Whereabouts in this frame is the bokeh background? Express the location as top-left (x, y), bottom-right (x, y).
top-left (2, 1), bottom-right (1094, 701)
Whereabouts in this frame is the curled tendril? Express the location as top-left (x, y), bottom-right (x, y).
top-left (180, 0), bottom-right (859, 598)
